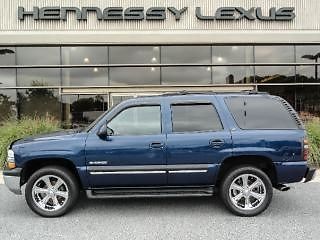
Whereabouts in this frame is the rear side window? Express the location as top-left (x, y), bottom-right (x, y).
top-left (225, 96), bottom-right (299, 130)
top-left (171, 104), bottom-right (223, 133)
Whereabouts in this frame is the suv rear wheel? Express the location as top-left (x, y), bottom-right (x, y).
top-left (220, 166), bottom-right (273, 217)
top-left (25, 166), bottom-right (79, 217)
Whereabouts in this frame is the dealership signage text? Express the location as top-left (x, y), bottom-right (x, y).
top-left (18, 6), bottom-right (295, 21)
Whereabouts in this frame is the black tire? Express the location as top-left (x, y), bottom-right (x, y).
top-left (25, 166), bottom-right (79, 217)
top-left (220, 165), bottom-right (273, 217)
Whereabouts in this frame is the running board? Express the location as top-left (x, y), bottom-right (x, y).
top-left (86, 186), bottom-right (214, 199)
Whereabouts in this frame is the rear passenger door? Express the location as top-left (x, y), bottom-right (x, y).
top-left (166, 99), bottom-right (233, 186)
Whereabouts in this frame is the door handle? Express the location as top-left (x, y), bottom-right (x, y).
top-left (209, 139), bottom-right (224, 148)
top-left (150, 142), bottom-right (165, 149)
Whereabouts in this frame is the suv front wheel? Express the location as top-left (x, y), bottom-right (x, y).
top-left (220, 166), bottom-right (273, 217)
top-left (25, 166), bottom-right (79, 217)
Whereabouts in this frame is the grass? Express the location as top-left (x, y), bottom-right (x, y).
top-left (306, 119), bottom-right (320, 168)
top-left (0, 117), bottom-right (60, 169)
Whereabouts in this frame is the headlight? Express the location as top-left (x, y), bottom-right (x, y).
top-left (7, 150), bottom-right (16, 169)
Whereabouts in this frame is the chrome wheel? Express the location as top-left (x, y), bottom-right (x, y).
top-left (32, 175), bottom-right (69, 212)
top-left (229, 174), bottom-right (266, 211)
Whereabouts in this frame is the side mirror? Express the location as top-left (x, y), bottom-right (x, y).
top-left (97, 121), bottom-right (114, 139)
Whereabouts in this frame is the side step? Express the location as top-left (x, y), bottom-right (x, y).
top-left (86, 186), bottom-right (214, 199)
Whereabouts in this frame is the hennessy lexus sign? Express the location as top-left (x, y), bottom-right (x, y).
top-left (18, 6), bottom-right (295, 21)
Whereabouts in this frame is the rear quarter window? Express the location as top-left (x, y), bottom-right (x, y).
top-left (225, 96), bottom-right (301, 130)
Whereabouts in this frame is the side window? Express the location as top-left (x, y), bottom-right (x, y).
top-left (108, 105), bottom-right (161, 136)
top-left (171, 104), bottom-right (223, 133)
top-left (225, 96), bottom-right (299, 129)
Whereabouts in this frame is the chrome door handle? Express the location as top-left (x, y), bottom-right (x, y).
top-left (150, 142), bottom-right (165, 149)
top-left (209, 139), bottom-right (224, 148)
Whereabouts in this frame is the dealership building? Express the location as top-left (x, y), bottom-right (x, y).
top-left (0, 0), bottom-right (320, 126)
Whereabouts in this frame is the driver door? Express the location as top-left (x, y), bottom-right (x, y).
top-left (85, 104), bottom-right (167, 188)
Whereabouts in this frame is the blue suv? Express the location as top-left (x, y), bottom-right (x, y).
top-left (3, 92), bottom-right (315, 217)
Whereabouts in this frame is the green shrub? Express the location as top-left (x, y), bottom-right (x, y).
top-left (306, 119), bottom-right (320, 168)
top-left (0, 117), bottom-right (60, 169)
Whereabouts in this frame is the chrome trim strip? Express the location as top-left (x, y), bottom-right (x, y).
top-left (168, 170), bottom-right (208, 174)
top-left (90, 171), bottom-right (166, 175)
top-left (87, 164), bottom-right (211, 172)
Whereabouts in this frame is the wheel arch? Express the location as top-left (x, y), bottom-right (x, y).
top-left (20, 158), bottom-right (83, 188)
top-left (216, 155), bottom-right (278, 187)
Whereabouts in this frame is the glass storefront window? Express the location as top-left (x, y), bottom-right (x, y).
top-left (255, 66), bottom-right (295, 84)
top-left (296, 66), bottom-right (319, 83)
top-left (296, 45), bottom-right (320, 63)
top-left (257, 85), bottom-right (296, 109)
top-left (0, 90), bottom-right (17, 121)
top-left (62, 95), bottom-right (108, 127)
top-left (213, 46), bottom-right (253, 63)
top-left (255, 46), bottom-right (295, 63)
top-left (62, 46), bottom-right (108, 65)
top-left (0, 47), bottom-right (15, 65)
top-left (18, 88), bottom-right (61, 120)
top-left (161, 46), bottom-right (211, 64)
top-left (17, 68), bottom-right (60, 87)
top-left (17, 47), bottom-right (60, 65)
top-left (110, 46), bottom-right (160, 64)
top-left (0, 69), bottom-right (16, 87)
top-left (296, 85), bottom-right (320, 118)
top-left (296, 45), bottom-right (320, 83)
top-left (212, 66), bottom-right (254, 84)
top-left (62, 68), bottom-right (108, 86)
top-left (110, 67), bottom-right (160, 85)
top-left (162, 67), bottom-right (211, 85)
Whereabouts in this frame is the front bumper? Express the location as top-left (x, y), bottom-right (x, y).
top-left (304, 167), bottom-right (316, 183)
top-left (3, 168), bottom-right (22, 195)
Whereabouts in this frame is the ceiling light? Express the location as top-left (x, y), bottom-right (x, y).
top-left (151, 57), bottom-right (157, 63)
top-left (217, 57), bottom-right (223, 62)
top-left (93, 68), bottom-right (99, 73)
top-left (84, 58), bottom-right (90, 63)
top-left (151, 67), bottom-right (156, 72)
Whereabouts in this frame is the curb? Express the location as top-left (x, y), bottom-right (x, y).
top-left (0, 170), bottom-right (319, 185)
top-left (0, 171), bottom-right (3, 184)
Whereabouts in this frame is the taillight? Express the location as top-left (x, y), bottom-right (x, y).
top-left (303, 139), bottom-right (309, 161)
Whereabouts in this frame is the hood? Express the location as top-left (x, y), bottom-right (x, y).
top-left (12, 129), bottom-right (84, 146)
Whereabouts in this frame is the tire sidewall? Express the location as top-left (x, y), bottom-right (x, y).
top-left (220, 166), bottom-right (273, 217)
top-left (25, 166), bottom-right (79, 218)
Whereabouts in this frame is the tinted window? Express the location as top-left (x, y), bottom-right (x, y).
top-left (171, 104), bottom-right (223, 133)
top-left (161, 46), bottom-right (211, 64)
top-left (17, 47), bottom-right (60, 65)
top-left (254, 46), bottom-right (294, 63)
top-left (212, 46), bottom-right (253, 63)
top-left (110, 46), bottom-right (160, 64)
top-left (162, 67), bottom-right (211, 85)
top-left (108, 106), bottom-right (161, 136)
top-left (225, 96), bottom-right (299, 129)
top-left (62, 46), bottom-right (108, 65)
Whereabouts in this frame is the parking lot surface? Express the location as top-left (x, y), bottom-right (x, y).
top-left (0, 183), bottom-right (319, 240)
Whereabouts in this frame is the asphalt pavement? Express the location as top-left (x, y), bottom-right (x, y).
top-left (0, 182), bottom-right (319, 240)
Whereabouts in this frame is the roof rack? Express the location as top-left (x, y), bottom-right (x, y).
top-left (135, 90), bottom-right (270, 99)
top-left (160, 90), bottom-right (269, 96)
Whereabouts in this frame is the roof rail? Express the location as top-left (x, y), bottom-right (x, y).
top-left (136, 90), bottom-right (270, 98)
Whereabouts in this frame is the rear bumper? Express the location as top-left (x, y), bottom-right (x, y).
top-left (3, 168), bottom-right (22, 195)
top-left (304, 167), bottom-right (316, 183)
top-left (275, 161), bottom-right (312, 184)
